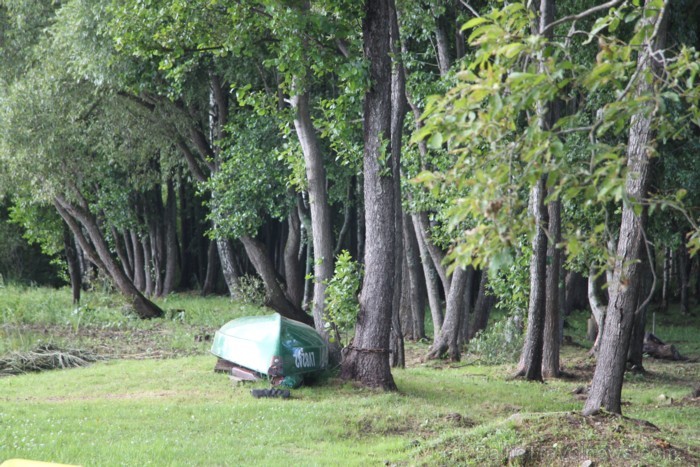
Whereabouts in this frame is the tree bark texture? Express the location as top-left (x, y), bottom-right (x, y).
top-left (517, 175), bottom-right (548, 381)
top-left (583, 0), bottom-right (666, 416)
top-left (564, 270), bottom-right (588, 316)
top-left (389, 7), bottom-right (407, 369)
top-left (628, 258), bottom-right (653, 369)
top-left (201, 240), bottom-right (219, 295)
top-left (341, 0), bottom-right (397, 390)
top-left (542, 198), bottom-right (562, 378)
top-left (216, 237), bottom-right (240, 298)
top-left (468, 268), bottom-right (495, 340)
top-left (129, 230), bottom-right (146, 292)
top-left (403, 214), bottom-right (427, 339)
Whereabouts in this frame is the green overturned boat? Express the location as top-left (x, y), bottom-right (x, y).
top-left (211, 313), bottom-right (328, 386)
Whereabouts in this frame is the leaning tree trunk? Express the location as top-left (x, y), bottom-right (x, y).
top-left (427, 266), bottom-right (469, 361)
top-left (583, 0), bottom-right (666, 416)
top-left (587, 266), bottom-right (607, 356)
top-left (411, 214), bottom-right (444, 336)
top-left (341, 0), bottom-right (397, 390)
top-left (240, 235), bottom-right (314, 327)
top-left (54, 195), bottom-right (163, 319)
top-left (63, 223), bottom-right (82, 304)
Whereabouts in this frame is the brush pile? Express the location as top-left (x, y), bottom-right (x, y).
top-left (0, 344), bottom-right (102, 377)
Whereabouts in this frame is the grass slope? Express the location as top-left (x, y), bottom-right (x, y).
top-left (0, 286), bottom-right (698, 466)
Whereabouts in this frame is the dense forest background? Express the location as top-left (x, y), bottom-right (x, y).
top-left (1, 0), bottom-right (699, 415)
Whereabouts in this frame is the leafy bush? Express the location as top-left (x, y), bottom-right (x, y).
top-left (234, 274), bottom-right (266, 307)
top-left (324, 250), bottom-right (362, 344)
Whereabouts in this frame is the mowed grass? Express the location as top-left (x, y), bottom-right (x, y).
top-left (0, 285), bottom-right (699, 466)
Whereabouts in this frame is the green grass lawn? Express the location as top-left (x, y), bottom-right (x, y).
top-left (0, 286), bottom-right (699, 466)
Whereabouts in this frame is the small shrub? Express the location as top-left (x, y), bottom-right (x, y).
top-left (468, 314), bottom-right (524, 364)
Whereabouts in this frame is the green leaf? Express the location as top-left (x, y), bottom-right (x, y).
top-left (462, 16), bottom-right (490, 31)
top-left (427, 132), bottom-right (444, 149)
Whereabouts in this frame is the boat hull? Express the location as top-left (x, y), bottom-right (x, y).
top-left (211, 313), bottom-right (328, 377)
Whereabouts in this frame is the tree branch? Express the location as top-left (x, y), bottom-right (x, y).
top-left (541, 0), bottom-right (624, 36)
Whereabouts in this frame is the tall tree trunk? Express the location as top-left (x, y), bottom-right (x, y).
top-left (564, 270), bottom-right (588, 316)
top-left (142, 238), bottom-right (154, 297)
top-left (542, 198), bottom-right (562, 378)
top-left (284, 208), bottom-right (304, 308)
top-left (54, 196), bottom-right (163, 319)
top-left (389, 5), bottom-right (407, 369)
top-left (403, 214), bottom-right (427, 339)
top-left (468, 268), bottom-right (495, 340)
top-left (162, 180), bottom-right (180, 296)
top-left (290, 85), bottom-right (335, 337)
top-left (516, 0), bottom-right (555, 381)
top-left (434, 12), bottom-right (452, 76)
top-left (178, 177), bottom-right (195, 289)
top-left (678, 234), bottom-right (690, 315)
top-left (516, 174), bottom-right (548, 381)
top-left (457, 267), bottom-right (476, 347)
top-left (584, 0), bottom-right (666, 415)
top-left (130, 230), bottom-right (146, 292)
top-left (240, 235), bottom-right (314, 326)
top-left (63, 222), bottom-right (82, 304)
top-left (628, 256), bottom-right (653, 369)
top-left (201, 240), bottom-right (219, 296)
top-left (341, 0), bottom-right (397, 390)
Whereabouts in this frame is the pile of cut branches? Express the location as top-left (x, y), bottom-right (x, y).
top-left (0, 344), bottom-right (102, 377)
